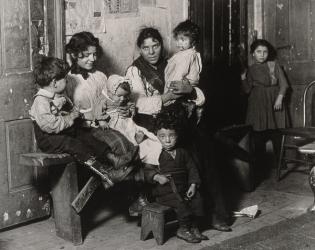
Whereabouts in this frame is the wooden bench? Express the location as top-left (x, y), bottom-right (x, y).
top-left (140, 203), bottom-right (175, 245)
top-left (20, 152), bottom-right (101, 245)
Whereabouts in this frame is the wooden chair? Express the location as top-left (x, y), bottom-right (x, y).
top-left (277, 80), bottom-right (315, 180)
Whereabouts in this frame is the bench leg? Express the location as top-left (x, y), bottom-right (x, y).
top-left (141, 210), bottom-right (166, 245)
top-left (50, 162), bottom-right (83, 245)
top-left (308, 166), bottom-right (315, 212)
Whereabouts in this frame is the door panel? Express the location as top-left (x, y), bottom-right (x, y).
top-left (262, 0), bottom-right (315, 126)
top-left (0, 0), bottom-right (62, 229)
top-left (190, 0), bottom-right (248, 128)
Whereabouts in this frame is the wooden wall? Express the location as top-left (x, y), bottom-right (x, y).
top-left (251, 0), bottom-right (315, 126)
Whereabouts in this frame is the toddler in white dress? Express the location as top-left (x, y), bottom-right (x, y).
top-left (102, 74), bottom-right (162, 165)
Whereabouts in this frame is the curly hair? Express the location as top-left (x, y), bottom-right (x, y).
top-left (33, 56), bottom-right (69, 87)
top-left (173, 20), bottom-right (200, 46)
top-left (65, 31), bottom-right (102, 59)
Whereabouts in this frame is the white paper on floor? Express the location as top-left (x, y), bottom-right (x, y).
top-left (233, 205), bottom-right (259, 218)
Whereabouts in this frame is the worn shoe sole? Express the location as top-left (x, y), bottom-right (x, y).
top-left (176, 234), bottom-right (201, 243)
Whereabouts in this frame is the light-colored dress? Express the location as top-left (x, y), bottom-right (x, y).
top-left (65, 70), bottom-right (138, 159)
top-left (102, 75), bottom-right (162, 165)
top-left (164, 47), bottom-right (202, 92)
top-left (66, 70), bottom-right (107, 124)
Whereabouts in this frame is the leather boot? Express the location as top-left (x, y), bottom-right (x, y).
top-left (128, 193), bottom-right (150, 217)
top-left (176, 226), bottom-right (201, 243)
top-left (191, 227), bottom-right (209, 241)
top-left (84, 156), bottom-right (136, 184)
top-left (83, 157), bottom-right (114, 186)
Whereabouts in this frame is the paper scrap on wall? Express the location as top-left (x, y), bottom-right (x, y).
top-left (65, 0), bottom-right (106, 35)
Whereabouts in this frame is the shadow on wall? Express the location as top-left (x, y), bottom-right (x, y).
top-left (95, 47), bottom-right (116, 76)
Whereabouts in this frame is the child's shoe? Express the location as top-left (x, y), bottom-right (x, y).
top-left (84, 157), bottom-right (136, 184)
top-left (83, 157), bottom-right (114, 186)
top-left (176, 227), bottom-right (201, 243)
top-left (128, 194), bottom-right (150, 217)
top-left (191, 227), bottom-right (209, 241)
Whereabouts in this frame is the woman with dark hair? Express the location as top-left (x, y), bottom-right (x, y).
top-left (65, 31), bottom-right (139, 180)
top-left (126, 27), bottom-right (231, 231)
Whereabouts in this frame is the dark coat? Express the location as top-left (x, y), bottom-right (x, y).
top-left (152, 148), bottom-right (201, 201)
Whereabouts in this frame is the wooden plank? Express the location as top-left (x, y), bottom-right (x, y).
top-left (50, 162), bottom-right (82, 245)
top-left (20, 153), bottom-right (73, 167)
top-left (71, 176), bottom-right (101, 214)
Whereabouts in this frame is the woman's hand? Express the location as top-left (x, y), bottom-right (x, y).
top-left (169, 79), bottom-right (193, 95)
top-left (186, 183), bottom-right (197, 199)
top-left (116, 105), bottom-right (131, 118)
top-left (69, 108), bottom-right (80, 120)
top-left (274, 94), bottom-right (284, 111)
top-left (153, 174), bottom-right (169, 185)
top-left (99, 120), bottom-right (109, 130)
top-left (161, 91), bottom-right (182, 104)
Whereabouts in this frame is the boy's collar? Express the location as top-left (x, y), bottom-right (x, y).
top-left (35, 88), bottom-right (55, 99)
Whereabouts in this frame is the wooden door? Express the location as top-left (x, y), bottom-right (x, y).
top-left (250, 0), bottom-right (315, 126)
top-left (190, 0), bottom-right (248, 130)
top-left (0, 0), bottom-right (63, 229)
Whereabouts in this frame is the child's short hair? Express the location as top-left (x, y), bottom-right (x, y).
top-left (33, 56), bottom-right (69, 87)
top-left (173, 20), bottom-right (200, 46)
top-left (155, 107), bottom-right (183, 134)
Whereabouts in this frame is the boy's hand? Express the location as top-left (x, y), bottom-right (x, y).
top-left (153, 174), bottom-right (169, 185)
top-left (186, 183), bottom-right (197, 199)
top-left (52, 97), bottom-right (67, 110)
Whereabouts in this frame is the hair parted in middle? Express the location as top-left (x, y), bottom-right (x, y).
top-left (250, 39), bottom-right (277, 61)
top-left (136, 27), bottom-right (163, 48)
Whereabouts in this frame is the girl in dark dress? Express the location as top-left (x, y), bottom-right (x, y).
top-left (242, 39), bottom-right (289, 172)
